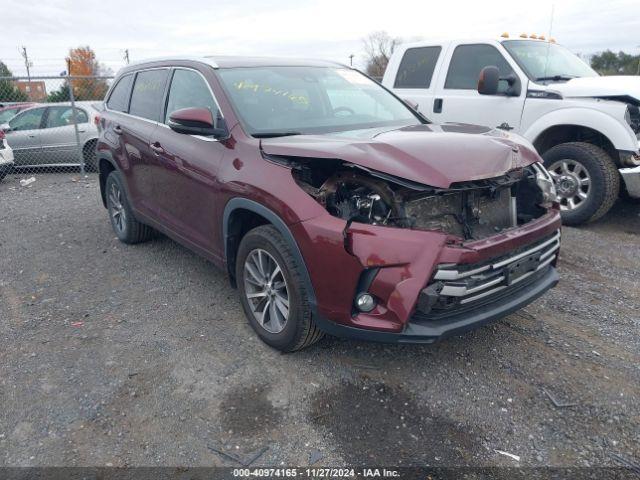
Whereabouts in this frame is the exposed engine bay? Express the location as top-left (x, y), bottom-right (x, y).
top-left (268, 154), bottom-right (554, 241)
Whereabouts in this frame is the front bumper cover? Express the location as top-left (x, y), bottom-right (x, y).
top-left (620, 165), bottom-right (640, 198)
top-left (314, 266), bottom-right (559, 343)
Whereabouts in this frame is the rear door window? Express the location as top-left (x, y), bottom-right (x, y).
top-left (45, 107), bottom-right (88, 128)
top-left (106, 74), bottom-right (133, 112)
top-left (129, 69), bottom-right (169, 121)
top-left (445, 44), bottom-right (515, 93)
top-left (394, 46), bottom-right (442, 88)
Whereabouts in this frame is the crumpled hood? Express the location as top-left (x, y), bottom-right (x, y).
top-left (550, 75), bottom-right (640, 103)
top-left (260, 124), bottom-right (541, 188)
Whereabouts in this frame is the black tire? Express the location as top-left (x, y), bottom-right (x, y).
top-left (236, 224), bottom-right (323, 352)
top-left (82, 139), bottom-right (98, 172)
top-left (542, 142), bottom-right (620, 225)
top-left (105, 170), bottom-right (153, 244)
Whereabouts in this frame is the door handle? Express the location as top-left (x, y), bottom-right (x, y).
top-left (433, 98), bottom-right (443, 113)
top-left (113, 125), bottom-right (123, 135)
top-left (150, 142), bottom-right (164, 155)
top-left (28, 134), bottom-right (36, 138)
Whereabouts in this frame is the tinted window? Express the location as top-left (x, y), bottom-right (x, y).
top-left (9, 108), bottom-right (45, 131)
top-left (129, 70), bottom-right (169, 121)
top-left (164, 69), bottom-right (219, 124)
top-left (45, 107), bottom-right (88, 128)
top-left (394, 46), bottom-right (442, 88)
top-left (106, 74), bottom-right (133, 112)
top-left (445, 44), bottom-right (514, 92)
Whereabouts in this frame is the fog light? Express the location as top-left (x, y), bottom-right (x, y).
top-left (355, 293), bottom-right (376, 312)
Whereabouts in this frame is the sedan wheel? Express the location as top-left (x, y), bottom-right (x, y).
top-left (243, 248), bottom-right (290, 334)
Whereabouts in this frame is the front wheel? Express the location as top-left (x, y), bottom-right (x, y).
top-left (236, 224), bottom-right (323, 352)
top-left (542, 142), bottom-right (620, 225)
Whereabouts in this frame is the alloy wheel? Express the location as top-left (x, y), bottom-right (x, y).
top-left (547, 159), bottom-right (591, 211)
top-left (243, 248), bottom-right (290, 334)
top-left (108, 182), bottom-right (126, 233)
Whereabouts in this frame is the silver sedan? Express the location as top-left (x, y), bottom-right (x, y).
top-left (0, 102), bottom-right (102, 171)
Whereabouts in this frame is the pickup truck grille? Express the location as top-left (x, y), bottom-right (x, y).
top-left (415, 230), bottom-right (560, 320)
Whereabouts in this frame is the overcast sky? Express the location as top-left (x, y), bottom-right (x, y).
top-left (2, 0), bottom-right (639, 77)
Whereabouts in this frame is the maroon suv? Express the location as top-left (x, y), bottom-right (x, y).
top-left (97, 56), bottom-right (561, 351)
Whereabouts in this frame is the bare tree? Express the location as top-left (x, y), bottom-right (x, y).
top-left (362, 31), bottom-right (401, 78)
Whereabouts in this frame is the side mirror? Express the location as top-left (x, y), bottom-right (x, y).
top-left (168, 108), bottom-right (228, 139)
top-left (0, 123), bottom-right (10, 132)
top-left (478, 66), bottom-right (500, 95)
top-left (402, 98), bottom-right (420, 111)
top-left (478, 66), bottom-right (521, 97)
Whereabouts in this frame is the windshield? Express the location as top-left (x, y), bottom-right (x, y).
top-left (217, 66), bottom-right (422, 136)
top-left (0, 108), bottom-right (20, 123)
top-left (503, 40), bottom-right (598, 82)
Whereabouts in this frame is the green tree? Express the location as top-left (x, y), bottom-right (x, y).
top-left (591, 50), bottom-right (640, 75)
top-left (0, 62), bottom-right (29, 102)
top-left (47, 82), bottom-right (71, 102)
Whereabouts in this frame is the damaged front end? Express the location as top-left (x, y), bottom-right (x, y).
top-left (276, 154), bottom-right (557, 242)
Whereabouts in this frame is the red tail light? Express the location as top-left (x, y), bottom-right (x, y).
top-left (0, 129), bottom-right (5, 141)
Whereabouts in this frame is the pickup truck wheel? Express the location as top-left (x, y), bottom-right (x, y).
top-left (105, 171), bottom-right (154, 244)
top-left (236, 224), bottom-right (323, 352)
top-left (543, 142), bottom-right (620, 225)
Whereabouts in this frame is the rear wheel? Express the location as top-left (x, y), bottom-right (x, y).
top-left (236, 224), bottom-right (323, 352)
top-left (542, 142), bottom-right (619, 225)
top-left (105, 171), bottom-right (153, 244)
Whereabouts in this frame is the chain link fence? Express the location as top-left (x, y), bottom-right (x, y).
top-left (0, 75), bottom-right (113, 180)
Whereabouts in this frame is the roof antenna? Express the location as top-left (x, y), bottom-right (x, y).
top-left (543, 3), bottom-right (555, 78)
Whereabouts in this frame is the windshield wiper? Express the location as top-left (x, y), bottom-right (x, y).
top-left (253, 131), bottom-right (302, 138)
top-left (535, 75), bottom-right (577, 82)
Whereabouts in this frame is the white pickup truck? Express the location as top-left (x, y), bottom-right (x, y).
top-left (383, 37), bottom-right (640, 225)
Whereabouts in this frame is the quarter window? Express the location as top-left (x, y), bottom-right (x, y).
top-left (45, 107), bottom-right (88, 128)
top-left (394, 46), bottom-right (442, 89)
top-left (129, 69), bottom-right (169, 121)
top-left (9, 108), bottom-right (45, 131)
top-left (106, 74), bottom-right (133, 112)
top-left (445, 44), bottom-right (515, 93)
top-left (164, 69), bottom-right (219, 124)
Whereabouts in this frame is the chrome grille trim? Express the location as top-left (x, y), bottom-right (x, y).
top-left (434, 230), bottom-right (560, 281)
top-left (431, 230), bottom-right (560, 302)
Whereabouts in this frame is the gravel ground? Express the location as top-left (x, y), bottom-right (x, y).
top-left (0, 173), bottom-right (639, 468)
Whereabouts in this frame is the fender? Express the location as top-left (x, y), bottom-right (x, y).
top-left (96, 151), bottom-right (137, 210)
top-left (523, 107), bottom-right (638, 152)
top-left (222, 197), bottom-right (318, 313)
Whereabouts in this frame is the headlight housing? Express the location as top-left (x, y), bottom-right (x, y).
top-left (625, 104), bottom-right (640, 134)
top-left (532, 162), bottom-right (557, 207)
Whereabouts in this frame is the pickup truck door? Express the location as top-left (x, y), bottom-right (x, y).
top-left (431, 42), bottom-right (527, 132)
top-left (384, 44), bottom-right (446, 118)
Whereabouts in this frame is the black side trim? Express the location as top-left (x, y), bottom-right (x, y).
top-left (222, 198), bottom-right (318, 314)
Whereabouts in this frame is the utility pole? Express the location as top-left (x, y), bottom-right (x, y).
top-left (349, 54), bottom-right (354, 67)
top-left (21, 46), bottom-right (33, 100)
top-left (124, 49), bottom-right (130, 65)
